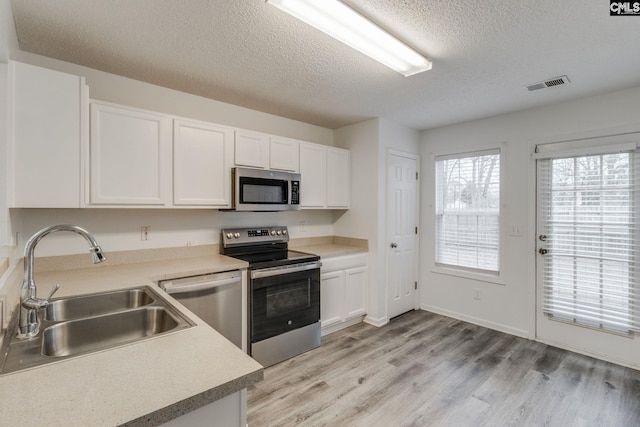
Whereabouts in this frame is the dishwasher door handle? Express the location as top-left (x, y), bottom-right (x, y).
top-left (163, 276), bottom-right (241, 295)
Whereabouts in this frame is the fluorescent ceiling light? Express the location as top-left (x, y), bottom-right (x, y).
top-left (267, 0), bottom-right (432, 77)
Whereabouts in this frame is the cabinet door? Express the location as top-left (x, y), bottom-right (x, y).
top-left (345, 266), bottom-right (367, 318)
top-left (270, 137), bottom-right (299, 172)
top-left (90, 102), bottom-right (171, 205)
top-left (174, 119), bottom-right (233, 206)
top-left (9, 61), bottom-right (85, 207)
top-left (320, 271), bottom-right (344, 328)
top-left (326, 147), bottom-right (350, 208)
top-left (234, 130), bottom-right (269, 168)
top-left (299, 142), bottom-right (326, 208)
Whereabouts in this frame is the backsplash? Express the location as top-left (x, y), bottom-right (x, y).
top-left (16, 208), bottom-right (335, 257)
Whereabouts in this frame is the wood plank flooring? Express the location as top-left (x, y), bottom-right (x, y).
top-left (247, 310), bottom-right (640, 427)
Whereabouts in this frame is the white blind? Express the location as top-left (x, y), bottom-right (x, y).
top-left (539, 149), bottom-right (640, 333)
top-left (435, 150), bottom-right (500, 272)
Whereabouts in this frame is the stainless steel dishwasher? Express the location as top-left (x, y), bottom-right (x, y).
top-left (159, 270), bottom-right (243, 349)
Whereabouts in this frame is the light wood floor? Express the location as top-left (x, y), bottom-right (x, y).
top-left (247, 310), bottom-right (640, 427)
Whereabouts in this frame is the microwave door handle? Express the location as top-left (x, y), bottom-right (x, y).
top-left (162, 276), bottom-right (241, 295)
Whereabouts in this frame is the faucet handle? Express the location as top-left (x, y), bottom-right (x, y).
top-left (22, 284), bottom-right (60, 310)
top-left (45, 284), bottom-right (61, 301)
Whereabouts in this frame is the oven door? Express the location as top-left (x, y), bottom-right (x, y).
top-left (250, 261), bottom-right (320, 343)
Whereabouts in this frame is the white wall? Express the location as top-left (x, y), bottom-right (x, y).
top-left (420, 84), bottom-right (640, 368)
top-left (335, 118), bottom-right (420, 325)
top-left (17, 209), bottom-right (333, 257)
top-left (334, 119), bottom-right (381, 322)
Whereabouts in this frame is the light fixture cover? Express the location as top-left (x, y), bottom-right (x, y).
top-left (267, 0), bottom-right (432, 77)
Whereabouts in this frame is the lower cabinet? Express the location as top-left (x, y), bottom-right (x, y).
top-left (320, 253), bottom-right (367, 336)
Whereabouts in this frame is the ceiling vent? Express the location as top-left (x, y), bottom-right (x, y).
top-left (526, 75), bottom-right (570, 91)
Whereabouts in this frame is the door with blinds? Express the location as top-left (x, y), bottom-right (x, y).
top-left (535, 133), bottom-right (640, 365)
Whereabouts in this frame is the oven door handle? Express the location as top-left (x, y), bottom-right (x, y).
top-left (162, 276), bottom-right (241, 295)
top-left (251, 261), bottom-right (322, 279)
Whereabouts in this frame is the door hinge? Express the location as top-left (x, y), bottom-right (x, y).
top-left (416, 172), bottom-right (419, 180)
top-left (414, 281), bottom-right (418, 290)
top-left (415, 226), bottom-right (418, 235)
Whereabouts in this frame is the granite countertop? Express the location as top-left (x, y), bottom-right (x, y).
top-left (0, 253), bottom-right (263, 426)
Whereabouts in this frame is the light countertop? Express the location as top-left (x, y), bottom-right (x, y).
top-left (291, 236), bottom-right (368, 258)
top-left (0, 237), bottom-right (367, 425)
top-left (0, 253), bottom-right (262, 426)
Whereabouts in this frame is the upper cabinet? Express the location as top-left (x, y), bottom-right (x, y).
top-left (7, 62), bottom-right (350, 210)
top-left (8, 61), bottom-right (87, 208)
top-left (234, 130), bottom-right (269, 168)
top-left (173, 119), bottom-right (233, 207)
top-left (269, 136), bottom-right (299, 172)
top-left (300, 143), bottom-right (350, 209)
top-left (89, 102), bottom-right (172, 206)
top-left (326, 147), bottom-right (350, 208)
top-left (299, 142), bottom-right (326, 208)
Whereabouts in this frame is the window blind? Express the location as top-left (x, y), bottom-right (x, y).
top-left (538, 149), bottom-right (640, 333)
top-left (435, 150), bottom-right (500, 272)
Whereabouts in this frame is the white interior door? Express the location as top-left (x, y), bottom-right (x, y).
top-left (387, 150), bottom-right (419, 319)
top-left (535, 139), bottom-right (640, 366)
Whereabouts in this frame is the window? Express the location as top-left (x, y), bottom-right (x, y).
top-left (435, 149), bottom-right (501, 274)
top-left (538, 149), bottom-right (640, 333)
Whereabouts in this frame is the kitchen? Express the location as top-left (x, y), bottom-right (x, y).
top-left (2, 0), bottom-right (640, 426)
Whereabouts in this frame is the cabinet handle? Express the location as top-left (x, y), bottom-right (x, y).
top-left (390, 243), bottom-right (398, 248)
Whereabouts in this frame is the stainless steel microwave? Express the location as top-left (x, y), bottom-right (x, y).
top-left (231, 167), bottom-right (301, 211)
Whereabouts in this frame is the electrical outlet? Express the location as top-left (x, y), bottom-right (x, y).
top-left (187, 240), bottom-right (198, 247)
top-left (299, 221), bottom-right (306, 232)
top-left (474, 288), bottom-right (481, 300)
top-left (141, 226), bottom-right (151, 241)
top-left (509, 224), bottom-right (522, 237)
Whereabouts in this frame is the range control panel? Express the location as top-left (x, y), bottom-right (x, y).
top-left (221, 226), bottom-right (289, 247)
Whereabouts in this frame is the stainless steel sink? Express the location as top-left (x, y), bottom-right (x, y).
top-left (0, 286), bottom-right (195, 375)
top-left (44, 288), bottom-right (155, 321)
top-left (42, 307), bottom-right (180, 357)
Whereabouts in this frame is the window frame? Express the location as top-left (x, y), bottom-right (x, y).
top-left (430, 145), bottom-right (506, 285)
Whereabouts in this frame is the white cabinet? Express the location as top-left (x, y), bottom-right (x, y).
top-left (320, 271), bottom-right (344, 329)
top-left (300, 143), bottom-right (350, 209)
top-left (320, 253), bottom-right (367, 335)
top-left (299, 142), bottom-right (326, 208)
top-left (269, 136), bottom-right (299, 172)
top-left (345, 266), bottom-right (367, 318)
top-left (234, 130), bottom-right (269, 168)
top-left (173, 119), bottom-right (234, 207)
top-left (326, 147), bottom-right (350, 208)
top-left (8, 61), bottom-right (87, 208)
top-left (90, 102), bottom-right (172, 205)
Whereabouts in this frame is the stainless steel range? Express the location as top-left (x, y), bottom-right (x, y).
top-left (221, 226), bottom-right (321, 367)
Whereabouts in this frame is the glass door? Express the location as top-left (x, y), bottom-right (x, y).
top-left (536, 143), bottom-right (640, 364)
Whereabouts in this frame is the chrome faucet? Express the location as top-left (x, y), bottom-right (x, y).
top-left (17, 224), bottom-right (107, 339)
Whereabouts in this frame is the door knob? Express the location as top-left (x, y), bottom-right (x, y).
top-left (390, 243), bottom-right (398, 248)
top-left (539, 235), bottom-right (547, 241)
top-left (539, 248), bottom-right (548, 255)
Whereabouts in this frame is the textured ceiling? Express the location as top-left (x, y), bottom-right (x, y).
top-left (9, 0), bottom-right (640, 130)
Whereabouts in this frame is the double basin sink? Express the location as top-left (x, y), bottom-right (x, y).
top-left (1, 286), bottom-right (195, 374)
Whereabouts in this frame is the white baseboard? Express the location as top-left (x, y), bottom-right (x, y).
top-left (321, 316), bottom-right (364, 336)
top-left (420, 303), bottom-right (530, 339)
top-left (363, 315), bottom-right (388, 328)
